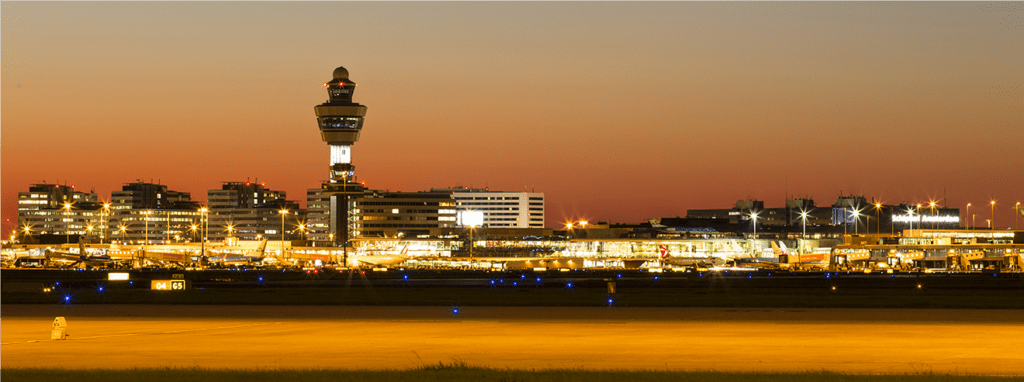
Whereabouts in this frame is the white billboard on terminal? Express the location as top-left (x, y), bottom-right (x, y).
top-left (892, 214), bottom-right (960, 223)
top-left (458, 210), bottom-right (485, 227)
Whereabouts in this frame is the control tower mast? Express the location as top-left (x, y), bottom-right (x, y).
top-left (314, 66), bottom-right (367, 247)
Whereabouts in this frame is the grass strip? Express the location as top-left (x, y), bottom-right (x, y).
top-left (2, 366), bottom-right (1022, 382)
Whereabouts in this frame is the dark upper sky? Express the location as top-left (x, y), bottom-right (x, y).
top-left (2, 2), bottom-right (1022, 233)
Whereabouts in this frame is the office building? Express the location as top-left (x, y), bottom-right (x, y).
top-left (355, 191), bottom-right (457, 238)
top-left (432, 188), bottom-right (545, 228)
top-left (207, 182), bottom-right (304, 241)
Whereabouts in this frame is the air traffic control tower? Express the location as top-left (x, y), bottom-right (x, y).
top-left (314, 66), bottom-right (367, 246)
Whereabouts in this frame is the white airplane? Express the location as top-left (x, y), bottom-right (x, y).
top-left (658, 245), bottom-right (725, 268)
top-left (204, 238), bottom-right (271, 267)
top-left (349, 244), bottom-right (410, 268)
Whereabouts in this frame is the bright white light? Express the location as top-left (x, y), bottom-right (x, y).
top-left (458, 210), bottom-right (485, 227)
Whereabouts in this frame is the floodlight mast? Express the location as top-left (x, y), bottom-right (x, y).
top-left (315, 67), bottom-right (367, 251)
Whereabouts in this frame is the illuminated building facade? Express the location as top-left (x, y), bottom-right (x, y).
top-left (113, 208), bottom-right (203, 244)
top-left (354, 191), bottom-right (457, 238)
top-left (209, 181), bottom-right (286, 210)
top-left (110, 182), bottom-right (191, 212)
top-left (17, 183), bottom-right (100, 240)
top-left (108, 182), bottom-right (201, 244)
top-left (305, 188), bottom-right (332, 242)
top-left (207, 182), bottom-right (304, 242)
top-left (432, 188), bottom-right (545, 228)
top-left (687, 199), bottom-right (831, 227)
top-left (17, 183), bottom-right (96, 212)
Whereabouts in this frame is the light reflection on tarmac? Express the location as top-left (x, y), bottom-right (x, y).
top-left (2, 305), bottom-right (1022, 375)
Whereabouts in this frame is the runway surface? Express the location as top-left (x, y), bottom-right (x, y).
top-left (2, 305), bottom-right (1022, 374)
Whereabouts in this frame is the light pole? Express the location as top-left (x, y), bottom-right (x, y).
top-left (853, 208), bottom-right (861, 235)
top-left (565, 222), bottom-right (574, 239)
top-left (119, 225), bottom-right (127, 244)
top-left (874, 203), bottom-right (882, 235)
top-left (279, 209), bottom-right (289, 255)
top-left (907, 207), bottom-right (916, 232)
top-left (990, 200), bottom-right (996, 230)
top-left (929, 201), bottom-right (937, 230)
top-left (101, 203), bottom-right (111, 244)
top-left (749, 207), bottom-right (757, 237)
top-left (966, 203), bottom-right (971, 230)
top-left (468, 224), bottom-right (477, 260)
top-left (199, 207), bottom-right (209, 257)
top-left (750, 212), bottom-right (759, 256)
top-left (165, 211), bottom-right (172, 244)
top-left (143, 210), bottom-right (152, 246)
top-left (1016, 202), bottom-right (1021, 229)
top-left (62, 203), bottom-right (73, 244)
top-left (799, 210), bottom-right (808, 255)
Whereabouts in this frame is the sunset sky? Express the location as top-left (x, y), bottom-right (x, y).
top-left (3, 2), bottom-right (1022, 234)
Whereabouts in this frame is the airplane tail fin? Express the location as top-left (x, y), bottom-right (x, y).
top-left (649, 219), bottom-right (665, 228)
top-left (254, 237), bottom-right (269, 256)
top-left (771, 241), bottom-right (783, 256)
top-left (400, 244), bottom-right (410, 256)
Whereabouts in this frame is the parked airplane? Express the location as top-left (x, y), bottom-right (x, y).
top-left (649, 219), bottom-right (684, 234)
top-left (658, 245), bottom-right (725, 268)
top-left (204, 238), bottom-right (271, 267)
top-left (45, 240), bottom-right (118, 268)
top-left (349, 244), bottom-right (410, 268)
